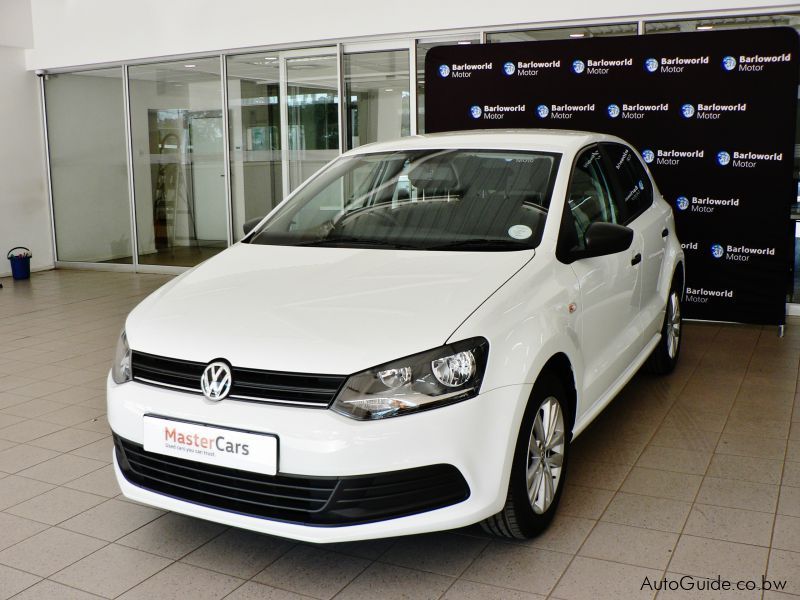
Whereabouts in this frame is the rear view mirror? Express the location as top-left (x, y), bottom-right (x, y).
top-left (575, 222), bottom-right (633, 259)
top-left (243, 217), bottom-right (264, 236)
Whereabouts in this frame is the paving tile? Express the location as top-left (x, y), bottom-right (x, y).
top-left (696, 476), bottom-right (779, 513)
top-left (0, 527), bottom-right (106, 577)
top-left (783, 461), bottom-right (800, 487)
top-left (0, 513), bottom-right (48, 552)
top-left (222, 581), bottom-right (316, 600)
top-left (0, 419), bottom-right (63, 443)
top-left (11, 380), bottom-right (74, 399)
top-left (37, 405), bottom-right (105, 427)
top-left (0, 564), bottom-right (40, 599)
top-left (9, 579), bottom-right (105, 600)
top-left (552, 556), bottom-right (660, 600)
top-left (668, 535), bottom-right (769, 580)
top-left (335, 562), bottom-right (454, 600)
top-left (27, 427), bottom-right (107, 452)
top-left (253, 544), bottom-right (368, 599)
top-left (706, 454), bottom-right (784, 485)
top-left (648, 426), bottom-right (719, 453)
top-left (0, 474), bottom-right (54, 510)
top-left (321, 537), bottom-right (394, 560)
top-left (601, 492), bottom-right (692, 533)
top-left (117, 512), bottom-right (227, 559)
top-left (523, 514), bottom-right (595, 554)
top-left (441, 579), bottom-right (546, 600)
top-left (684, 504), bottom-right (775, 546)
top-left (182, 528), bottom-right (294, 579)
top-left (778, 485), bottom-right (800, 518)
top-left (6, 486), bottom-right (106, 525)
top-left (0, 398), bottom-right (65, 419)
top-left (772, 514), bottom-right (800, 553)
top-left (374, 532), bottom-right (485, 578)
top-left (620, 467), bottom-right (702, 502)
top-left (51, 543), bottom-right (172, 598)
top-left (60, 498), bottom-right (164, 541)
top-left (579, 521), bottom-right (678, 570)
top-left (767, 549), bottom-right (800, 595)
top-left (118, 562), bottom-right (244, 600)
top-left (568, 460), bottom-right (631, 491)
top-left (461, 542), bottom-right (571, 595)
top-left (558, 484), bottom-right (614, 519)
top-left (61, 464), bottom-right (119, 498)
top-left (635, 445), bottom-right (712, 475)
top-left (69, 436), bottom-right (114, 462)
top-left (16, 453), bottom-right (106, 485)
top-left (0, 444), bottom-right (59, 473)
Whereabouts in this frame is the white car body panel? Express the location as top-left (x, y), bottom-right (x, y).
top-left (109, 129), bottom-right (684, 543)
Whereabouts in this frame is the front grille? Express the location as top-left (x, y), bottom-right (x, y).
top-left (114, 435), bottom-right (470, 526)
top-left (131, 351), bottom-right (347, 407)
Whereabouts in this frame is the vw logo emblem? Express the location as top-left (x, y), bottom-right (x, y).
top-left (201, 361), bottom-right (232, 401)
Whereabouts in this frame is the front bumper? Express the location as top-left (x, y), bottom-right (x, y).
top-left (108, 374), bottom-right (530, 543)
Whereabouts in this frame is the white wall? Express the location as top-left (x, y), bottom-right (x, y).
top-left (0, 45), bottom-right (51, 277)
top-left (26, 0), bottom-right (797, 70)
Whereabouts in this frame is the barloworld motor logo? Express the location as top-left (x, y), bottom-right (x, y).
top-left (722, 56), bottom-right (737, 71)
top-left (645, 58), bottom-right (659, 73)
top-left (717, 151), bottom-right (731, 166)
top-left (681, 104), bottom-right (696, 118)
top-left (438, 64), bottom-right (450, 78)
top-left (470, 105), bottom-right (482, 119)
top-left (503, 62), bottom-right (516, 76)
top-left (677, 196), bottom-right (690, 211)
top-left (536, 104), bottom-right (550, 118)
top-left (572, 59), bottom-right (585, 74)
top-left (607, 104), bottom-right (621, 118)
top-left (711, 243), bottom-right (725, 259)
top-left (642, 149), bottom-right (655, 164)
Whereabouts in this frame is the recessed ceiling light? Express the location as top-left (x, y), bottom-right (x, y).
top-left (457, 41), bottom-right (472, 45)
top-left (569, 33), bottom-right (585, 38)
top-left (184, 64), bottom-right (196, 68)
top-left (385, 88), bottom-right (394, 92)
top-left (696, 25), bottom-right (714, 30)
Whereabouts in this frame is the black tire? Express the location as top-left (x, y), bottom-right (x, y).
top-left (644, 278), bottom-right (682, 375)
top-left (481, 373), bottom-right (571, 539)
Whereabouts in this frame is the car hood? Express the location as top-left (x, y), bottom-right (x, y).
top-left (126, 243), bottom-right (533, 374)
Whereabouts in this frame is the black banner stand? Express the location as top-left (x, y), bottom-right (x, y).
top-left (425, 28), bottom-right (799, 327)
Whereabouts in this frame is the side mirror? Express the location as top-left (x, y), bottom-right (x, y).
top-left (243, 216), bottom-right (264, 236)
top-left (575, 222), bottom-right (633, 259)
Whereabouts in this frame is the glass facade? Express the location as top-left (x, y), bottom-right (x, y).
top-left (129, 58), bottom-right (227, 267)
top-left (45, 68), bottom-right (132, 263)
top-left (41, 7), bottom-right (800, 314)
top-left (344, 50), bottom-right (410, 149)
top-left (226, 53), bottom-right (282, 241)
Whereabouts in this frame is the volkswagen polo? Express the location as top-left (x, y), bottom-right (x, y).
top-left (108, 130), bottom-right (684, 542)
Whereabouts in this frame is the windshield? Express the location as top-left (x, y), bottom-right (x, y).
top-left (247, 149), bottom-right (561, 251)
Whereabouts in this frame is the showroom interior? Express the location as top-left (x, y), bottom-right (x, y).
top-left (2, 0), bottom-right (800, 598)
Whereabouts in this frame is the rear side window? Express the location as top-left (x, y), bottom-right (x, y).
top-left (601, 143), bottom-right (653, 223)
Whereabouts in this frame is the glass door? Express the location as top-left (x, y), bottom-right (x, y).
top-left (282, 51), bottom-right (340, 194)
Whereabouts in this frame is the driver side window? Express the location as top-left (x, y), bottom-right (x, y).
top-left (565, 147), bottom-right (618, 249)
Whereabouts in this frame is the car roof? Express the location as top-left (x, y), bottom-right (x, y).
top-left (343, 129), bottom-right (627, 157)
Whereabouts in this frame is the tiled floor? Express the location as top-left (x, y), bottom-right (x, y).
top-left (0, 270), bottom-right (799, 600)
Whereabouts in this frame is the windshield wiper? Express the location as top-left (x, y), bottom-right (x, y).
top-left (423, 239), bottom-right (532, 251)
top-left (292, 236), bottom-right (416, 249)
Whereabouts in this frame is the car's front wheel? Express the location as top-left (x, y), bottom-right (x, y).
top-left (481, 373), bottom-right (570, 539)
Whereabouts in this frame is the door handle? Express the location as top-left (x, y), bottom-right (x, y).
top-left (661, 228), bottom-right (669, 238)
top-left (631, 253), bottom-right (642, 266)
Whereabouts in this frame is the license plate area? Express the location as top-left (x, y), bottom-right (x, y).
top-left (143, 415), bottom-right (278, 475)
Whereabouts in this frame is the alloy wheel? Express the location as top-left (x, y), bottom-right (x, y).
top-left (526, 396), bottom-right (565, 514)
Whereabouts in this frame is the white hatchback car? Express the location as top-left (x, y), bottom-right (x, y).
top-left (109, 130), bottom-right (684, 543)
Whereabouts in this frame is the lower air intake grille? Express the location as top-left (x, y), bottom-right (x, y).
top-left (114, 435), bottom-right (470, 526)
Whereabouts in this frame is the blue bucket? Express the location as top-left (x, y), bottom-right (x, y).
top-left (7, 247), bottom-right (31, 280)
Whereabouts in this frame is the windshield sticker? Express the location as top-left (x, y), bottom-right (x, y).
top-left (508, 225), bottom-right (533, 240)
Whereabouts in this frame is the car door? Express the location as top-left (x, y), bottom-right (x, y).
top-left (559, 145), bottom-right (644, 413)
top-left (600, 142), bottom-right (668, 341)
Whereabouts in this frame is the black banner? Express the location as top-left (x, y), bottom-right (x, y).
top-left (425, 28), bottom-right (799, 325)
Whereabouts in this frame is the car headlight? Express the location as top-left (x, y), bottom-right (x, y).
top-left (331, 338), bottom-right (489, 420)
top-left (112, 330), bottom-right (132, 384)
